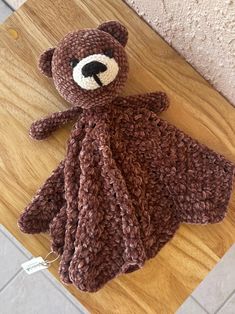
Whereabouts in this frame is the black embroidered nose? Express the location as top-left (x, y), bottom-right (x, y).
top-left (82, 61), bottom-right (107, 77)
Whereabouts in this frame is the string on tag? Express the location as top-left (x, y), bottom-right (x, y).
top-left (21, 251), bottom-right (60, 275)
top-left (41, 250), bottom-right (60, 267)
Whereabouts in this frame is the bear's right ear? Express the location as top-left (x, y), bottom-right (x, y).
top-left (38, 48), bottom-right (55, 77)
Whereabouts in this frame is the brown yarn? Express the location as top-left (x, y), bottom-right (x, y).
top-left (19, 160), bottom-right (65, 233)
top-left (29, 106), bottom-right (82, 140)
top-left (18, 21), bottom-right (234, 292)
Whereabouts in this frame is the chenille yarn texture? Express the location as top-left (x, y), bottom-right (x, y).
top-left (18, 21), bottom-right (235, 292)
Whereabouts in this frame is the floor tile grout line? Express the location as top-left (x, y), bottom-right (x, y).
top-left (214, 288), bottom-right (235, 313)
top-left (0, 269), bottom-right (23, 294)
top-left (191, 295), bottom-right (210, 314)
top-left (41, 271), bottom-right (89, 313)
top-left (0, 226), bottom-right (88, 313)
top-left (1, 0), bottom-right (14, 11)
top-left (0, 226), bottom-right (32, 259)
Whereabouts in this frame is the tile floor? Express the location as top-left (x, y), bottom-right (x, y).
top-left (4, 0), bottom-right (25, 10)
top-left (0, 0), bottom-right (26, 22)
top-left (1, 1), bottom-right (235, 312)
top-left (0, 225), bottom-right (89, 314)
top-left (0, 0), bottom-right (12, 22)
top-left (177, 244), bottom-right (235, 314)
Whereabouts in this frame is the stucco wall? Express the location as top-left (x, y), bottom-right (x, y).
top-left (125, 0), bottom-right (235, 106)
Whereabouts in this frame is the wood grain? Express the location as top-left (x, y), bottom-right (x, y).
top-left (0, 0), bottom-right (234, 313)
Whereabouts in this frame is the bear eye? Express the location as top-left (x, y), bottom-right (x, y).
top-left (70, 58), bottom-right (80, 68)
top-left (103, 49), bottom-right (113, 58)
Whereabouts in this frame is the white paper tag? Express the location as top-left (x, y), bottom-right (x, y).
top-left (21, 257), bottom-right (49, 275)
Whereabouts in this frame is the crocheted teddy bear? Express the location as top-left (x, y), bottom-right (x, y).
top-left (18, 21), bottom-right (234, 292)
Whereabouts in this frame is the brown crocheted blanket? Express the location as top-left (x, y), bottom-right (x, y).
top-left (18, 21), bottom-right (234, 292)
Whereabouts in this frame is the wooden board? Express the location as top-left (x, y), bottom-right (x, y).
top-left (0, 0), bottom-right (234, 313)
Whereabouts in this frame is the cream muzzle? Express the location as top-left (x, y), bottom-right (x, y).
top-left (72, 54), bottom-right (119, 90)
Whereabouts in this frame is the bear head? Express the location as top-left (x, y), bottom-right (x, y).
top-left (38, 21), bottom-right (129, 109)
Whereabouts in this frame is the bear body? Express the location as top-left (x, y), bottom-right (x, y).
top-left (18, 21), bottom-right (234, 292)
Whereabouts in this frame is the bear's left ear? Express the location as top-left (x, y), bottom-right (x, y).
top-left (38, 47), bottom-right (55, 77)
top-left (98, 21), bottom-right (128, 47)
